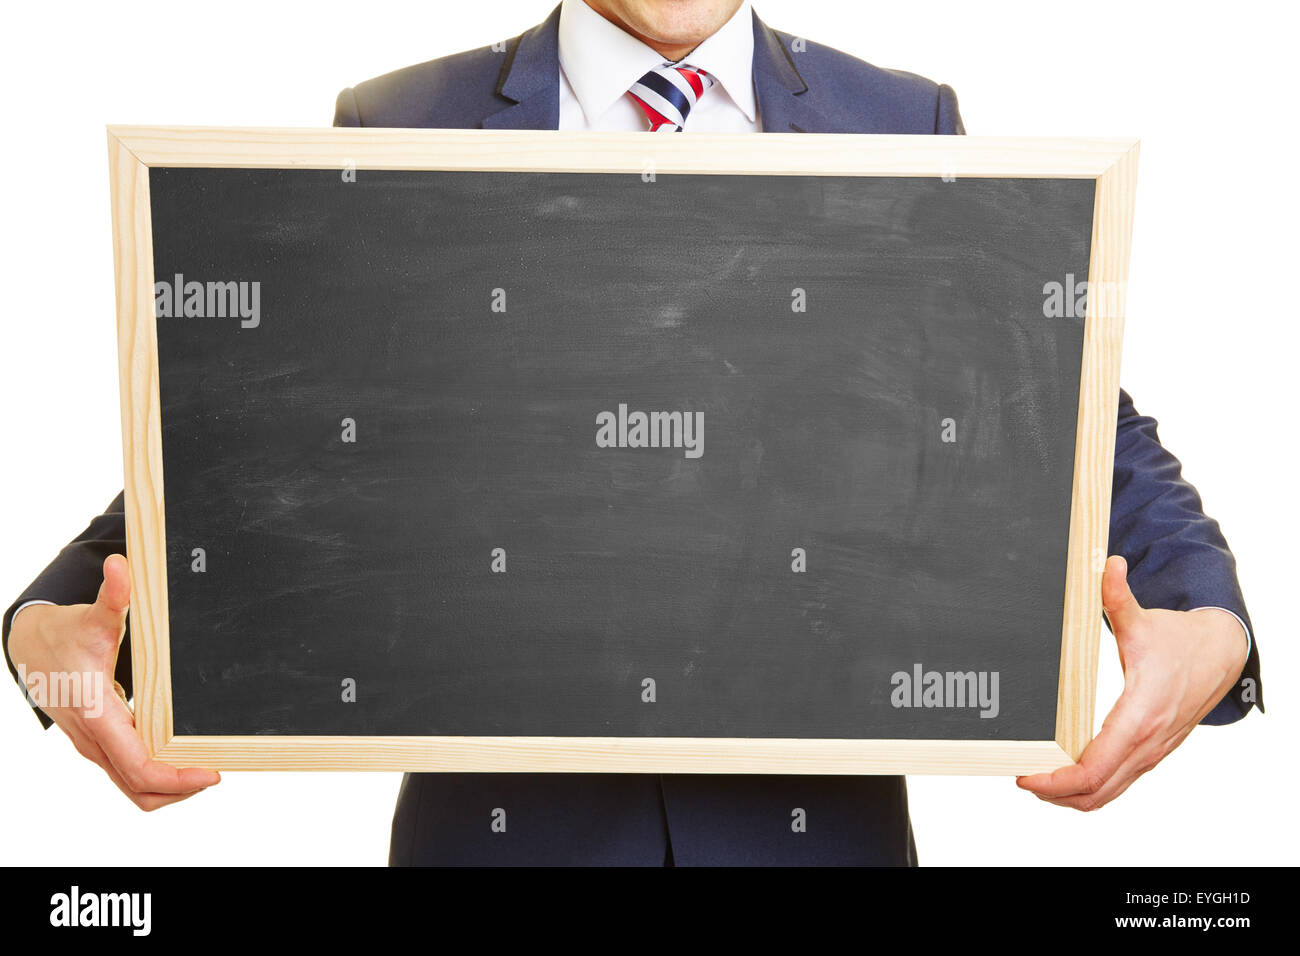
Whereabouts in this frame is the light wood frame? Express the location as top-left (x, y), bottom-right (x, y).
top-left (107, 126), bottom-right (1138, 774)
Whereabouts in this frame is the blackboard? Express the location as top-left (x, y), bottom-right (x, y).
top-left (108, 128), bottom-right (1137, 774)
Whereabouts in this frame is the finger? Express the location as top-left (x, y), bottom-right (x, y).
top-left (85, 554), bottom-right (131, 638)
top-left (86, 691), bottom-right (221, 794)
top-left (1016, 696), bottom-right (1142, 798)
top-left (127, 789), bottom-right (211, 812)
top-left (59, 717), bottom-right (119, 776)
top-left (1034, 742), bottom-right (1160, 811)
top-left (1101, 555), bottom-right (1145, 641)
top-left (62, 718), bottom-right (207, 810)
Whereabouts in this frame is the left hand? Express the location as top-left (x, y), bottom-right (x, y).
top-left (1016, 554), bottom-right (1248, 811)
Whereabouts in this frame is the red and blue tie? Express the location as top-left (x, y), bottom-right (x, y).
top-left (628, 64), bottom-right (715, 132)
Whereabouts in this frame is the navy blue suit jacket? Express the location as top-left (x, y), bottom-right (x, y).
top-left (4, 3), bottom-right (1261, 866)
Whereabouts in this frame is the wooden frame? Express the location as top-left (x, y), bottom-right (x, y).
top-left (107, 126), bottom-right (1138, 774)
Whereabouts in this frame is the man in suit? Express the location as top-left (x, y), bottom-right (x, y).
top-left (4, 0), bottom-right (1262, 865)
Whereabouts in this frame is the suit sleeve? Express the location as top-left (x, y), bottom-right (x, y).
top-left (1108, 389), bottom-right (1262, 724)
top-left (936, 83), bottom-right (965, 135)
top-left (3, 493), bottom-right (132, 729)
top-left (334, 87), bottom-right (362, 127)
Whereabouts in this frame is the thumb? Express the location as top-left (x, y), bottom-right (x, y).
top-left (1101, 554), bottom-right (1145, 643)
top-left (87, 554), bottom-right (131, 635)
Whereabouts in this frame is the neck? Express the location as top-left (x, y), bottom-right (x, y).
top-left (584, 5), bottom-right (703, 62)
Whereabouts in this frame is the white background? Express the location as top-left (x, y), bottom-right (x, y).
top-left (1, 0), bottom-right (1294, 866)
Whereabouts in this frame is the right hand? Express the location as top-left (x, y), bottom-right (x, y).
top-left (7, 553), bottom-right (221, 810)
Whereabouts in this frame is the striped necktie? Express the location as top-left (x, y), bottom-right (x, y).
top-left (627, 64), bottom-right (715, 132)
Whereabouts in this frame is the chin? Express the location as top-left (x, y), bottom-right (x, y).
top-left (625, 0), bottom-right (741, 47)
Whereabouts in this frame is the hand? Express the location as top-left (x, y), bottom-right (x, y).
top-left (1016, 555), bottom-right (1247, 811)
top-left (8, 554), bottom-right (221, 810)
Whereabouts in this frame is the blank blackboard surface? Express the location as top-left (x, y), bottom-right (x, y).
top-left (147, 166), bottom-right (1094, 741)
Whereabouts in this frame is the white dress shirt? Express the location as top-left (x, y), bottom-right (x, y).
top-left (557, 0), bottom-right (759, 132)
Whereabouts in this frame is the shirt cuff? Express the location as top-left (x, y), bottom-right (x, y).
top-left (1188, 606), bottom-right (1252, 659)
top-left (11, 599), bottom-right (56, 622)
top-left (6, 600), bottom-right (56, 713)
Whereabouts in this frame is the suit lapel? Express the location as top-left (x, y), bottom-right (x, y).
top-left (750, 9), bottom-right (833, 133)
top-left (482, 3), bottom-right (562, 130)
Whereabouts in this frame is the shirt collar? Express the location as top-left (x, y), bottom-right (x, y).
top-left (558, 0), bottom-right (757, 125)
